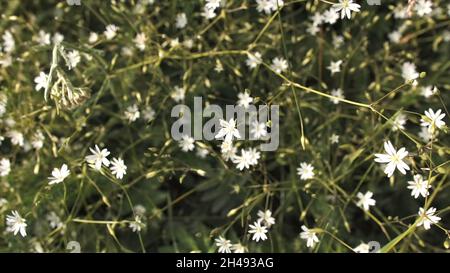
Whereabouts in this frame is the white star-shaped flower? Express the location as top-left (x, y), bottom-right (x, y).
top-left (374, 141), bottom-right (410, 177)
top-left (48, 164), bottom-right (70, 185)
top-left (215, 118), bottom-right (241, 142)
top-left (300, 225), bottom-right (319, 248)
top-left (333, 0), bottom-right (361, 19)
top-left (407, 174), bottom-right (430, 199)
top-left (416, 207), bottom-right (441, 230)
top-left (356, 191), bottom-right (376, 211)
top-left (248, 220), bottom-right (268, 242)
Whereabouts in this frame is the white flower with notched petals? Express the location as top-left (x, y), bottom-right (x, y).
top-left (124, 104), bottom-right (140, 123)
top-left (66, 50), bottom-right (81, 70)
top-left (176, 13), bottom-right (188, 29)
top-left (333, 0), bottom-right (361, 19)
top-left (374, 141), bottom-right (410, 177)
top-left (215, 118), bottom-right (241, 142)
top-left (237, 92), bottom-right (253, 109)
top-left (31, 130), bottom-right (45, 150)
top-left (232, 149), bottom-right (252, 170)
top-left (356, 191), bottom-right (376, 211)
top-left (327, 60), bottom-right (342, 75)
top-left (129, 215), bottom-right (145, 232)
top-left (85, 145), bottom-right (110, 170)
top-left (134, 32), bottom-right (147, 51)
top-left (297, 162), bottom-right (315, 180)
top-left (201, 6), bottom-right (217, 19)
top-left (104, 24), bottom-right (119, 40)
top-left (110, 158), bottom-right (127, 179)
top-left (250, 121), bottom-right (267, 139)
top-left (389, 30), bottom-right (402, 43)
top-left (6, 130), bottom-right (24, 146)
top-left (330, 88), bottom-right (344, 104)
top-left (330, 134), bottom-right (340, 144)
top-left (323, 9), bottom-right (339, 24)
top-left (48, 164), bottom-right (70, 185)
top-left (416, 207), bottom-right (441, 230)
top-left (247, 148), bottom-right (260, 166)
top-left (6, 210), bottom-right (27, 237)
top-left (196, 147), bottom-right (209, 158)
top-left (36, 30), bottom-right (51, 46)
top-left (34, 72), bottom-right (48, 91)
top-left (179, 135), bottom-right (195, 152)
top-left (220, 140), bottom-right (237, 161)
top-left (257, 210), bottom-right (276, 227)
top-left (246, 52), bottom-right (262, 69)
top-left (306, 23), bottom-right (320, 35)
top-left (248, 220), bottom-right (268, 242)
top-left (171, 86), bottom-right (186, 102)
top-left (419, 126), bottom-right (434, 142)
top-left (420, 108), bottom-right (446, 134)
top-left (215, 236), bottom-right (232, 253)
top-left (353, 243), bottom-right (370, 253)
top-left (270, 57), bottom-right (288, 73)
top-left (407, 174), bottom-right (430, 199)
top-left (142, 106), bottom-right (155, 122)
top-left (231, 243), bottom-right (247, 253)
top-left (300, 225), bottom-right (319, 248)
top-left (415, 0), bottom-right (432, 17)
top-left (0, 158), bottom-right (11, 177)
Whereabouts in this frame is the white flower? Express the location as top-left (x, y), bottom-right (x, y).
top-left (420, 86), bottom-right (437, 98)
top-left (394, 5), bottom-right (408, 19)
top-left (333, 35), bottom-right (344, 47)
top-left (215, 118), bottom-right (241, 142)
top-left (415, 0), bottom-right (432, 17)
top-left (388, 30), bottom-right (402, 43)
top-left (176, 13), bottom-right (188, 29)
top-left (179, 135), bottom-right (195, 152)
top-left (196, 147), bottom-right (209, 158)
top-left (256, 0), bottom-right (284, 14)
top-left (6, 130), bottom-right (24, 146)
top-left (392, 114), bottom-right (407, 131)
top-left (300, 225), bottom-right (319, 248)
top-left (327, 60), bottom-right (342, 75)
top-left (246, 52), bottom-right (262, 69)
top-left (418, 126), bottom-right (433, 142)
top-left (311, 12), bottom-right (323, 26)
top-left (257, 210), bottom-right (275, 227)
top-left (6, 210), bottom-right (27, 237)
top-left (183, 38), bottom-right (194, 49)
top-left (306, 23), bottom-right (320, 35)
top-left (2, 31), bottom-right (15, 53)
top-left (46, 212), bottom-right (63, 229)
top-left (201, 6), bottom-right (217, 19)
top-left (129, 215), bottom-right (145, 232)
top-left (215, 236), bottom-right (232, 253)
top-left (237, 92), bottom-right (253, 109)
top-left (66, 50), bottom-right (81, 70)
top-left (356, 191), bottom-right (376, 211)
top-left (248, 220), bottom-right (268, 242)
top-left (85, 145), bottom-right (111, 170)
top-left (0, 158), bottom-right (11, 177)
top-left (333, 0), bottom-right (361, 19)
top-left (31, 130), bottom-right (45, 150)
top-left (401, 62), bottom-right (419, 82)
top-left (134, 32), bottom-right (147, 51)
top-left (250, 121), bottom-right (267, 139)
top-left (52, 32), bottom-right (64, 44)
top-left (232, 149), bottom-right (253, 170)
top-left (110, 158), bottom-right (127, 179)
top-left (231, 243), bottom-right (247, 253)
top-left (88, 32), bottom-right (98, 43)
top-left (416, 207), bottom-right (441, 230)
top-left (36, 30), bottom-right (51, 46)
top-left (124, 104), bottom-right (140, 123)
top-left (353, 243), bottom-right (370, 253)
top-left (407, 174), bottom-right (430, 199)
top-left (297, 162), bottom-right (315, 180)
top-left (142, 106), bottom-right (155, 122)
top-left (104, 24), bottom-right (119, 40)
top-left (420, 108), bottom-right (446, 134)
top-left (206, 0), bottom-right (221, 10)
top-left (330, 88), bottom-right (344, 104)
top-left (330, 134), bottom-right (340, 144)
top-left (323, 9), bottom-right (339, 25)
top-left (270, 57), bottom-right (288, 73)
top-left (374, 141), bottom-right (410, 177)
top-left (220, 140), bottom-right (237, 161)
top-left (247, 148), bottom-right (260, 166)
top-left (214, 60), bottom-right (223, 73)
top-left (48, 164), bottom-right (70, 185)
top-left (171, 86), bottom-right (186, 102)
top-left (34, 72), bottom-right (48, 92)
